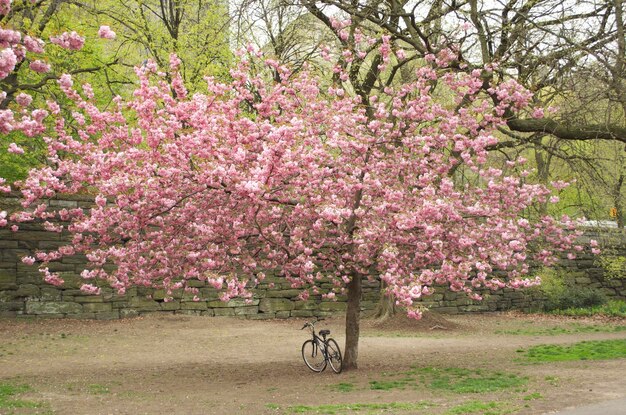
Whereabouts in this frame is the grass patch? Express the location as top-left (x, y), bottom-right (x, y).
top-left (445, 401), bottom-right (514, 415)
top-left (523, 339), bottom-right (626, 362)
top-left (411, 367), bottom-right (527, 394)
top-left (369, 379), bottom-right (413, 390)
top-left (523, 392), bottom-right (543, 401)
top-left (0, 382), bottom-right (42, 410)
top-left (329, 383), bottom-right (355, 392)
top-left (496, 324), bottom-right (626, 336)
top-left (544, 375), bottom-right (560, 386)
top-left (287, 401), bottom-right (434, 414)
top-left (368, 367), bottom-right (527, 394)
top-left (550, 301), bottom-right (626, 317)
top-left (87, 384), bottom-right (110, 394)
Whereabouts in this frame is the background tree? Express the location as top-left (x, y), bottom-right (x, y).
top-left (73, 0), bottom-right (232, 88)
top-left (233, 0), bottom-right (333, 76)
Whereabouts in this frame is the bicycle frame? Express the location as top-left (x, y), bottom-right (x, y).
top-left (301, 318), bottom-right (342, 373)
top-left (309, 331), bottom-right (327, 357)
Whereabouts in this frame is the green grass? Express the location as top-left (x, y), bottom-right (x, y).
top-left (550, 300), bottom-right (626, 317)
top-left (496, 324), bottom-right (626, 336)
top-left (523, 392), bottom-right (543, 401)
top-left (87, 384), bottom-right (110, 394)
top-left (445, 401), bottom-right (514, 415)
top-left (0, 383), bottom-right (42, 410)
top-left (285, 401), bottom-right (434, 414)
top-left (329, 383), bottom-right (355, 392)
top-left (367, 367), bottom-right (527, 394)
top-left (410, 367), bottom-right (527, 394)
top-left (523, 339), bottom-right (626, 362)
top-left (369, 379), bottom-right (413, 390)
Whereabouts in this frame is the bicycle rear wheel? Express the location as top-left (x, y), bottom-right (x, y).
top-left (326, 338), bottom-right (343, 374)
top-left (302, 339), bottom-right (327, 372)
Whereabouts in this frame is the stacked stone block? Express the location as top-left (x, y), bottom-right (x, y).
top-left (1, 194), bottom-right (625, 319)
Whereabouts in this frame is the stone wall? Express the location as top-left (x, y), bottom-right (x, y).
top-left (1, 194), bottom-right (625, 319)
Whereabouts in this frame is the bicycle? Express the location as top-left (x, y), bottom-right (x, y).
top-left (300, 318), bottom-right (343, 373)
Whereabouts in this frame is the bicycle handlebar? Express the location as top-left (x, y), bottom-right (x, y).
top-left (300, 317), bottom-right (325, 330)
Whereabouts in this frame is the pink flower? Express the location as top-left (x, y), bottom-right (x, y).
top-left (532, 108), bottom-right (544, 119)
top-left (8, 142), bottom-right (24, 154)
top-left (98, 25), bottom-right (116, 40)
top-left (22, 256), bottom-right (36, 265)
top-left (29, 60), bottom-right (50, 73)
top-left (0, 48), bottom-right (17, 79)
top-left (15, 92), bottom-right (32, 107)
top-left (50, 31), bottom-right (85, 51)
top-left (95, 194), bottom-right (106, 207)
top-left (0, 109), bottom-right (13, 133)
top-left (0, 28), bottom-right (20, 48)
top-left (80, 284), bottom-right (101, 295)
top-left (58, 73), bottom-right (73, 89)
top-left (0, 0), bottom-right (10, 14)
top-left (23, 36), bottom-right (44, 53)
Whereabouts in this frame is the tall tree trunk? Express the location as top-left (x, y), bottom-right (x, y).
top-left (343, 272), bottom-right (362, 371)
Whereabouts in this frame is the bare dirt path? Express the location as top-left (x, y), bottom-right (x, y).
top-left (0, 313), bottom-right (625, 415)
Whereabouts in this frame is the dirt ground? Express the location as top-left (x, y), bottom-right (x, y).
top-left (0, 312), bottom-right (625, 415)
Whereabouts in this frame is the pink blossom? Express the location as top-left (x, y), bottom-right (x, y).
top-left (532, 108), bottom-right (544, 118)
top-left (7, 142), bottom-right (24, 154)
top-left (80, 284), bottom-right (101, 295)
top-left (15, 92), bottom-right (32, 107)
top-left (0, 0), bottom-right (10, 14)
top-left (23, 36), bottom-right (45, 53)
top-left (98, 25), bottom-right (116, 40)
top-left (58, 73), bottom-right (73, 89)
top-left (29, 60), bottom-right (50, 73)
top-left (22, 256), bottom-right (36, 265)
top-left (0, 28), bottom-right (20, 48)
top-left (0, 48), bottom-right (17, 79)
top-left (49, 31), bottom-right (85, 50)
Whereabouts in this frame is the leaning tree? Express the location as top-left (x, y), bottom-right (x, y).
top-left (1, 15), bottom-right (592, 369)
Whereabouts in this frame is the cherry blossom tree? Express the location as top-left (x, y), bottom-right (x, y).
top-left (1, 7), bottom-right (593, 370)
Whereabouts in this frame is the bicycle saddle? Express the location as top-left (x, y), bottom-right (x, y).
top-left (319, 329), bottom-right (330, 336)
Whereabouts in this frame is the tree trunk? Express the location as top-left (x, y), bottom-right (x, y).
top-left (343, 272), bottom-right (362, 371)
top-left (373, 282), bottom-right (396, 321)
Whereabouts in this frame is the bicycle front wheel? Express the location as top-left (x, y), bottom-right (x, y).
top-left (302, 339), bottom-right (327, 372)
top-left (326, 338), bottom-right (343, 374)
